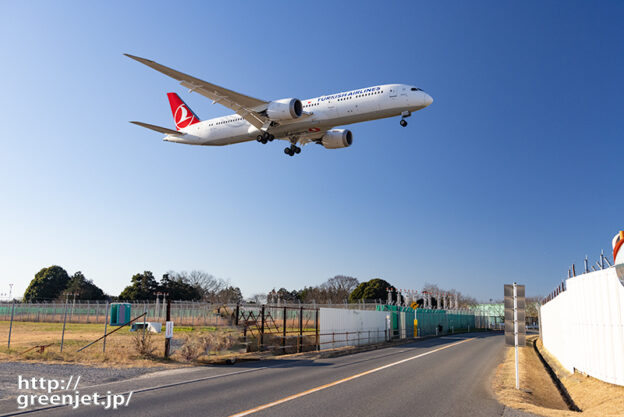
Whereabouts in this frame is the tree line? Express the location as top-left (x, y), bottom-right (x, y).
top-left (21, 265), bottom-right (480, 308)
top-left (22, 266), bottom-right (243, 303)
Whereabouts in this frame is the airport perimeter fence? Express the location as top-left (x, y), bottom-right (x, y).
top-left (1, 299), bottom-right (490, 354)
top-left (0, 300), bottom-right (234, 327)
top-left (540, 265), bottom-right (624, 386)
top-left (415, 309), bottom-right (476, 336)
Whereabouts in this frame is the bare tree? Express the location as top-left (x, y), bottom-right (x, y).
top-left (249, 293), bottom-right (267, 304)
top-left (214, 286), bottom-right (243, 304)
top-left (269, 275), bottom-right (360, 305)
top-left (168, 270), bottom-right (227, 302)
top-left (525, 296), bottom-right (542, 319)
top-left (322, 275), bottom-right (359, 302)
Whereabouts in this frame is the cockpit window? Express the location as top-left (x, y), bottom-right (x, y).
top-left (411, 87), bottom-right (422, 91)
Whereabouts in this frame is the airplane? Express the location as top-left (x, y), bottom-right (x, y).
top-left (125, 54), bottom-right (433, 157)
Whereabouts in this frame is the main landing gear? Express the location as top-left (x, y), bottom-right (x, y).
top-left (284, 144), bottom-right (301, 156)
top-left (256, 132), bottom-right (274, 144)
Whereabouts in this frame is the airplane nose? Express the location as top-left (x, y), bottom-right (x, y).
top-left (423, 92), bottom-right (433, 107)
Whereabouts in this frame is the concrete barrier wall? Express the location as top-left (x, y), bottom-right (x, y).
top-left (319, 308), bottom-right (388, 350)
top-left (540, 266), bottom-right (624, 386)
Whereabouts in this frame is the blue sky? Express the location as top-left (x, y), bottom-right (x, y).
top-left (1, 1), bottom-right (622, 301)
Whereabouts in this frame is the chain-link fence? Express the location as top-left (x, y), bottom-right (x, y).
top-left (0, 301), bottom-right (234, 327)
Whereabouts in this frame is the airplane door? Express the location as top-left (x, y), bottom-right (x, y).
top-left (389, 87), bottom-right (398, 97)
top-left (400, 86), bottom-right (409, 103)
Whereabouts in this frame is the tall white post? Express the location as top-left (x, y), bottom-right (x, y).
top-left (513, 282), bottom-right (519, 389)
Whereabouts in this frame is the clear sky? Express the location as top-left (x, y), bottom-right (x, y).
top-left (1, 1), bottom-right (622, 301)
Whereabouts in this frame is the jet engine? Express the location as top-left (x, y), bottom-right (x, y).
top-left (321, 129), bottom-right (353, 149)
top-left (266, 98), bottom-right (303, 120)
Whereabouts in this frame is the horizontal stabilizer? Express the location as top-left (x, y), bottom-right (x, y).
top-left (130, 121), bottom-right (182, 135)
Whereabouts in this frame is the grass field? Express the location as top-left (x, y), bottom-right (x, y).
top-left (0, 321), bottom-right (240, 367)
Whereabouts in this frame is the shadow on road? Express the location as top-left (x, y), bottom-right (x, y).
top-left (214, 331), bottom-right (503, 371)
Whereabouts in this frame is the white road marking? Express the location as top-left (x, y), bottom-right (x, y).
top-left (229, 338), bottom-right (474, 417)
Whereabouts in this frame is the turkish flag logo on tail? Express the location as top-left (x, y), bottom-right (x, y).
top-left (167, 92), bottom-right (200, 130)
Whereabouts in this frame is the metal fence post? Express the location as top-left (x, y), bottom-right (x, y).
top-left (60, 297), bottom-right (69, 353)
top-left (7, 299), bottom-right (15, 349)
top-left (315, 308), bottom-right (319, 351)
top-left (282, 306), bottom-right (287, 353)
top-left (102, 301), bottom-right (109, 353)
top-left (260, 305), bottom-right (265, 350)
top-left (298, 306), bottom-right (303, 353)
top-left (70, 293), bottom-right (77, 322)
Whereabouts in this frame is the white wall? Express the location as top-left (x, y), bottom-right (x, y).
top-left (319, 308), bottom-right (388, 350)
top-left (540, 266), bottom-right (624, 386)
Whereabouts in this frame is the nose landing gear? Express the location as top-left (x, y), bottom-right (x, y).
top-left (400, 110), bottom-right (411, 127)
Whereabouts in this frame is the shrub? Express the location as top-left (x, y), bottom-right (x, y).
top-left (132, 329), bottom-right (157, 357)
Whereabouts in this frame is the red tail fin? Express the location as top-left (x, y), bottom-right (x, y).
top-left (167, 92), bottom-right (200, 130)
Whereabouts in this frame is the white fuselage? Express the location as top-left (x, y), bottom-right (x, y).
top-left (165, 84), bottom-right (432, 146)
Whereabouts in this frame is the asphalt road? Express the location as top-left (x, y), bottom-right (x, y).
top-left (1, 332), bottom-right (536, 417)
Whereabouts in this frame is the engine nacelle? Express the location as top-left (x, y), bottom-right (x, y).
top-left (266, 98), bottom-right (303, 121)
top-left (321, 129), bottom-right (353, 149)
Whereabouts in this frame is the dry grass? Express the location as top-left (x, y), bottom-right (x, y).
top-left (492, 335), bottom-right (624, 417)
top-left (132, 328), bottom-right (158, 357)
top-left (0, 321), bottom-right (241, 367)
top-left (537, 338), bottom-right (624, 417)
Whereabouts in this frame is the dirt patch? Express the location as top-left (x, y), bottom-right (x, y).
top-left (537, 338), bottom-right (624, 417)
top-left (493, 338), bottom-right (570, 416)
top-left (493, 335), bottom-right (624, 417)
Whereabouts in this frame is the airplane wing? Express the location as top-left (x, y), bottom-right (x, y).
top-left (130, 121), bottom-right (183, 135)
top-left (292, 129), bottom-right (329, 146)
top-left (125, 54), bottom-right (269, 130)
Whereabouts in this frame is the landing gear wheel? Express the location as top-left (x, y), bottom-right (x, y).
top-left (284, 147), bottom-right (294, 156)
top-left (268, 134), bottom-right (275, 142)
top-left (400, 119), bottom-right (408, 127)
top-left (256, 135), bottom-right (263, 142)
top-left (294, 146), bottom-right (301, 154)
